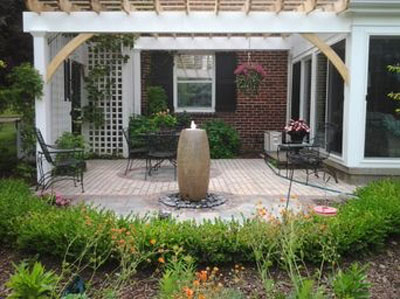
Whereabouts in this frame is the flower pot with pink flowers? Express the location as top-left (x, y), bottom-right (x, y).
top-left (284, 119), bottom-right (311, 144)
top-left (234, 62), bottom-right (267, 96)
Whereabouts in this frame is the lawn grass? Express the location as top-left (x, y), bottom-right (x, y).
top-left (0, 122), bottom-right (17, 175)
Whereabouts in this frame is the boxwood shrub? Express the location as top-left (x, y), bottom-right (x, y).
top-left (0, 179), bottom-right (399, 266)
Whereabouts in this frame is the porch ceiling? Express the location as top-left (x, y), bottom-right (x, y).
top-left (26, 0), bottom-right (349, 14)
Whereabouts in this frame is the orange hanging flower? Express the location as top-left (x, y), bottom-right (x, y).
top-left (158, 257), bottom-right (165, 264)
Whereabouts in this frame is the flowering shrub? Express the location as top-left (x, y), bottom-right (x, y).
top-left (234, 63), bottom-right (267, 95)
top-left (284, 119), bottom-right (311, 134)
top-left (151, 109), bottom-right (177, 129)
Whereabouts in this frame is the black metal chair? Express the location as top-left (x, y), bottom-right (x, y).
top-left (35, 128), bottom-right (85, 193)
top-left (284, 123), bottom-right (338, 208)
top-left (145, 130), bottom-right (178, 180)
top-left (288, 123), bottom-right (338, 184)
top-left (122, 128), bottom-right (148, 175)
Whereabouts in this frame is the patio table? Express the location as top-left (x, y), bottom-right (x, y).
top-left (141, 131), bottom-right (180, 180)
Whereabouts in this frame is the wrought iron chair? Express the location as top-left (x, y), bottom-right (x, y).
top-left (145, 130), bottom-right (178, 180)
top-left (288, 123), bottom-right (338, 185)
top-left (35, 128), bottom-right (85, 192)
top-left (122, 128), bottom-right (148, 175)
top-left (285, 123), bottom-right (339, 208)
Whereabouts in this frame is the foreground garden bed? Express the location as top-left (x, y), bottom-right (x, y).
top-left (0, 179), bottom-right (399, 298)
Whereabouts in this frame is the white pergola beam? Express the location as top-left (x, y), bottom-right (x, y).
top-left (23, 11), bottom-right (352, 34)
top-left (134, 36), bottom-right (291, 50)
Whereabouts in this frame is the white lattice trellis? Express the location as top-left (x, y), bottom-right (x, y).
top-left (87, 48), bottom-right (124, 156)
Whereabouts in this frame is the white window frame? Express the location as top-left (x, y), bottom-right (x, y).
top-left (173, 52), bottom-right (216, 113)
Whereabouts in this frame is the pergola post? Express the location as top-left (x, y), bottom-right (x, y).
top-left (343, 27), bottom-right (368, 167)
top-left (132, 49), bottom-right (142, 115)
top-left (32, 32), bottom-right (52, 181)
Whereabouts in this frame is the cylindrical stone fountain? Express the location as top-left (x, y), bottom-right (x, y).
top-left (177, 121), bottom-right (210, 201)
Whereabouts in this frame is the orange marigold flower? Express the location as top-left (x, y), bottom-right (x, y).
top-left (119, 239), bottom-right (126, 245)
top-left (199, 294), bottom-right (206, 299)
top-left (150, 239), bottom-right (156, 245)
top-left (183, 287), bottom-right (194, 298)
top-left (198, 270), bottom-right (207, 282)
top-left (158, 257), bottom-right (165, 264)
top-left (193, 280), bottom-right (200, 287)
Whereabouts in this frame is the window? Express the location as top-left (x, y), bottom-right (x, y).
top-left (174, 53), bottom-right (215, 112)
top-left (302, 59), bottom-right (312, 124)
top-left (291, 62), bottom-right (301, 119)
top-left (365, 36), bottom-right (400, 158)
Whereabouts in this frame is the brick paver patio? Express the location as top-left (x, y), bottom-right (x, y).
top-left (52, 159), bottom-right (360, 221)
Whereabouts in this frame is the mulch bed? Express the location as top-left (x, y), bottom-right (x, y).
top-left (1, 237), bottom-right (399, 298)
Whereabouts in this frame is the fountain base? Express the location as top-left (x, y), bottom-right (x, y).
top-left (159, 193), bottom-right (226, 209)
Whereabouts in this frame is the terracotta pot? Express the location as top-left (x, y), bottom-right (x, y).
top-left (177, 128), bottom-right (210, 201)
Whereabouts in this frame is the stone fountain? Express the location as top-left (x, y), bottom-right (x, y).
top-left (177, 121), bottom-right (210, 201)
top-left (159, 121), bottom-right (226, 209)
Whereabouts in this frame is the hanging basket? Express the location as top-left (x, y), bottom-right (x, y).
top-left (234, 63), bottom-right (267, 96)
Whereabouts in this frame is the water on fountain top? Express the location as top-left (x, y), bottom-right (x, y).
top-left (190, 120), bottom-right (197, 130)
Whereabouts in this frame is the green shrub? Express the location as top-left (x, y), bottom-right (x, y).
top-left (150, 111), bottom-right (177, 130)
top-left (175, 111), bottom-right (191, 130)
top-left (159, 254), bottom-right (196, 299)
top-left (6, 261), bottom-right (58, 299)
top-left (129, 114), bottom-right (156, 135)
top-left (0, 180), bottom-right (49, 242)
top-left (55, 132), bottom-right (85, 150)
top-left (0, 179), bottom-right (399, 270)
top-left (202, 120), bottom-right (240, 158)
top-left (147, 86), bottom-right (168, 115)
top-left (332, 263), bottom-right (370, 299)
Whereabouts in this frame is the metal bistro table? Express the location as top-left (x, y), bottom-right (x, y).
top-left (276, 142), bottom-right (313, 177)
top-left (143, 130), bottom-right (180, 180)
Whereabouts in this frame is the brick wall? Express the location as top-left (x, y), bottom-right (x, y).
top-left (141, 51), bottom-right (288, 152)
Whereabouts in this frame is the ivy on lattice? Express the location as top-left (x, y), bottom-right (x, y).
top-left (83, 34), bottom-right (137, 126)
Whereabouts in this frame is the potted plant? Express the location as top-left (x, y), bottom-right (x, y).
top-left (234, 63), bottom-right (267, 95)
top-left (284, 119), bottom-right (311, 144)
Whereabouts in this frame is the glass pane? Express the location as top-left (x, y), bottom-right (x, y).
top-left (303, 59), bottom-right (312, 123)
top-left (365, 36), bottom-right (400, 158)
top-left (291, 62), bottom-right (301, 119)
top-left (176, 54), bottom-right (213, 81)
top-left (315, 53), bottom-right (327, 143)
top-left (178, 82), bottom-right (212, 108)
top-left (327, 40), bottom-right (345, 155)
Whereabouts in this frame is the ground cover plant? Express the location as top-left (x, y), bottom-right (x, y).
top-left (0, 178), bottom-right (399, 297)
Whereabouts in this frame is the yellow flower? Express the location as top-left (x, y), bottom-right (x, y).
top-left (150, 239), bottom-right (156, 245)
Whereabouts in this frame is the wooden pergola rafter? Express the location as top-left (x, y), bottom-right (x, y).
top-left (26, 0), bottom-right (349, 14)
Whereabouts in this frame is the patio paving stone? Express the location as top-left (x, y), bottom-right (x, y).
top-left (52, 159), bottom-right (361, 222)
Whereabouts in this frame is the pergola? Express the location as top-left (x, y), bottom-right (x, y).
top-left (25, 0), bottom-right (350, 83)
top-left (23, 0), bottom-right (400, 176)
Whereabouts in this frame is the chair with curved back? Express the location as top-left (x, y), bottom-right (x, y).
top-left (122, 128), bottom-right (148, 175)
top-left (145, 130), bottom-right (178, 180)
top-left (288, 123), bottom-right (339, 185)
top-left (35, 128), bottom-right (85, 192)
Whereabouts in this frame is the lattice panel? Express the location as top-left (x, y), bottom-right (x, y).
top-left (87, 47), bottom-right (124, 155)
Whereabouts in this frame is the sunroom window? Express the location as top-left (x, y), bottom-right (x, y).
top-left (174, 53), bottom-right (215, 112)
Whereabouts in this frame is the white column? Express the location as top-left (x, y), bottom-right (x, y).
top-left (32, 32), bottom-right (52, 181)
top-left (132, 49), bottom-right (142, 115)
top-left (342, 27), bottom-right (368, 168)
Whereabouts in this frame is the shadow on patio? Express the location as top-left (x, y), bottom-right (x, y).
top-left (52, 159), bottom-right (360, 221)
